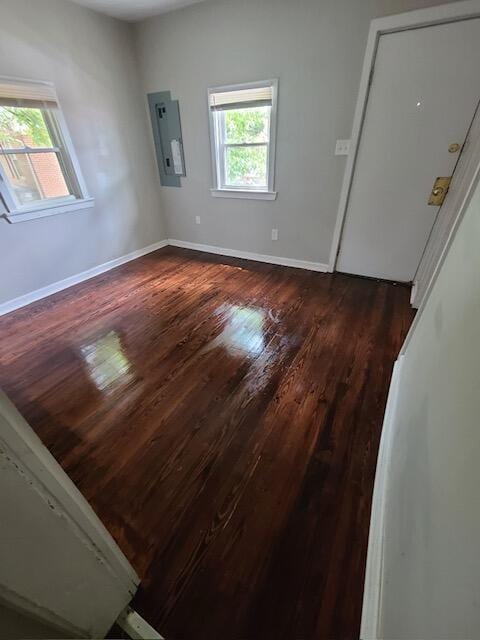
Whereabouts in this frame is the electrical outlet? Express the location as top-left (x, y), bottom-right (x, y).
top-left (271, 229), bottom-right (279, 241)
top-left (195, 216), bottom-right (201, 224)
top-left (335, 139), bottom-right (351, 156)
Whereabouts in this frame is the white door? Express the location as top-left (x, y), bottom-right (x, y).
top-left (336, 18), bottom-right (480, 282)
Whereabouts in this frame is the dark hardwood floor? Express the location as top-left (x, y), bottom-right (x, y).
top-left (0, 247), bottom-right (414, 639)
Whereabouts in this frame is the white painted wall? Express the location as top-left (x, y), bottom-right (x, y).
top-left (133, 0), bottom-right (463, 266)
top-left (0, 0), bottom-right (166, 306)
top-left (378, 175), bottom-right (480, 637)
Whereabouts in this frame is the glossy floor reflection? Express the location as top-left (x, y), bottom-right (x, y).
top-left (80, 330), bottom-right (134, 393)
top-left (0, 247), bottom-right (414, 640)
top-left (205, 303), bottom-right (266, 356)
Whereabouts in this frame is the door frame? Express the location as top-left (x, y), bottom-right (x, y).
top-left (411, 99), bottom-right (480, 308)
top-left (328, 0), bottom-right (480, 274)
top-left (0, 388), bottom-right (139, 636)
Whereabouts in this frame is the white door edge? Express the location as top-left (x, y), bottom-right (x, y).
top-left (0, 390), bottom-right (139, 592)
top-left (411, 100), bottom-right (480, 308)
top-left (0, 389), bottom-right (139, 635)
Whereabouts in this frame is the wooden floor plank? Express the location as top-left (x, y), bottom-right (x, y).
top-left (0, 247), bottom-right (414, 639)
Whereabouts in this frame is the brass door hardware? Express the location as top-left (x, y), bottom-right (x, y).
top-left (448, 143), bottom-right (461, 153)
top-left (428, 176), bottom-right (452, 206)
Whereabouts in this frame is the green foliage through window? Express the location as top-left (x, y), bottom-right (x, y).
top-left (225, 106), bottom-right (269, 144)
top-left (0, 106), bottom-right (52, 149)
top-left (223, 106), bottom-right (270, 186)
top-left (226, 146), bottom-right (267, 186)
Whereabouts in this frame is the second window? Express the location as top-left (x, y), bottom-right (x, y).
top-left (209, 80), bottom-right (278, 198)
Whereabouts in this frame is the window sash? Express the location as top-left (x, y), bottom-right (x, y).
top-left (0, 104), bottom-right (82, 211)
top-left (0, 146), bottom-right (61, 155)
top-left (214, 105), bottom-right (273, 191)
top-left (223, 143), bottom-right (268, 149)
top-left (0, 149), bottom-right (77, 210)
top-left (221, 143), bottom-right (269, 190)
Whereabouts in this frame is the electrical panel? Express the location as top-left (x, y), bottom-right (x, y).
top-left (148, 91), bottom-right (186, 187)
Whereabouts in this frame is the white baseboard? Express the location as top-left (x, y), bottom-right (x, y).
top-left (361, 355), bottom-right (404, 640)
top-left (168, 239), bottom-right (329, 272)
top-left (0, 239), bottom-right (168, 316)
top-left (0, 237), bottom-right (328, 317)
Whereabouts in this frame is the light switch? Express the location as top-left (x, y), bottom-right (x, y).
top-left (335, 140), bottom-right (351, 156)
top-left (271, 229), bottom-right (279, 241)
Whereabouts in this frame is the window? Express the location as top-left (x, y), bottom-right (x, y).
top-left (208, 80), bottom-right (278, 200)
top-left (0, 78), bottom-right (92, 223)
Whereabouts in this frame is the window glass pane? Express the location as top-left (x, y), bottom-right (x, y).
top-left (224, 106), bottom-right (270, 144)
top-left (0, 152), bottom-right (70, 207)
top-left (0, 106), bottom-right (54, 149)
top-left (225, 145), bottom-right (268, 187)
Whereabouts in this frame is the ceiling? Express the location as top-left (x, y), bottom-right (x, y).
top-left (69, 0), bottom-right (206, 21)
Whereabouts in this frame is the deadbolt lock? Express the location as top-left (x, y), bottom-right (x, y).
top-left (428, 176), bottom-right (452, 206)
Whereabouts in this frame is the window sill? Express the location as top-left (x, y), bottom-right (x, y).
top-left (3, 198), bottom-right (95, 224)
top-left (211, 189), bottom-right (277, 201)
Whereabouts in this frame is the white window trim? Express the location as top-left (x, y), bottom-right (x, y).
top-left (0, 76), bottom-right (93, 224)
top-left (208, 79), bottom-right (278, 200)
top-left (210, 188), bottom-right (277, 200)
top-left (3, 197), bottom-right (95, 224)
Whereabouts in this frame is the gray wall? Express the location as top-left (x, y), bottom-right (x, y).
top-left (133, 0), bottom-right (462, 266)
top-left (379, 176), bottom-right (480, 638)
top-left (0, 0), bottom-right (166, 306)
top-left (0, 0), bottom-right (464, 306)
